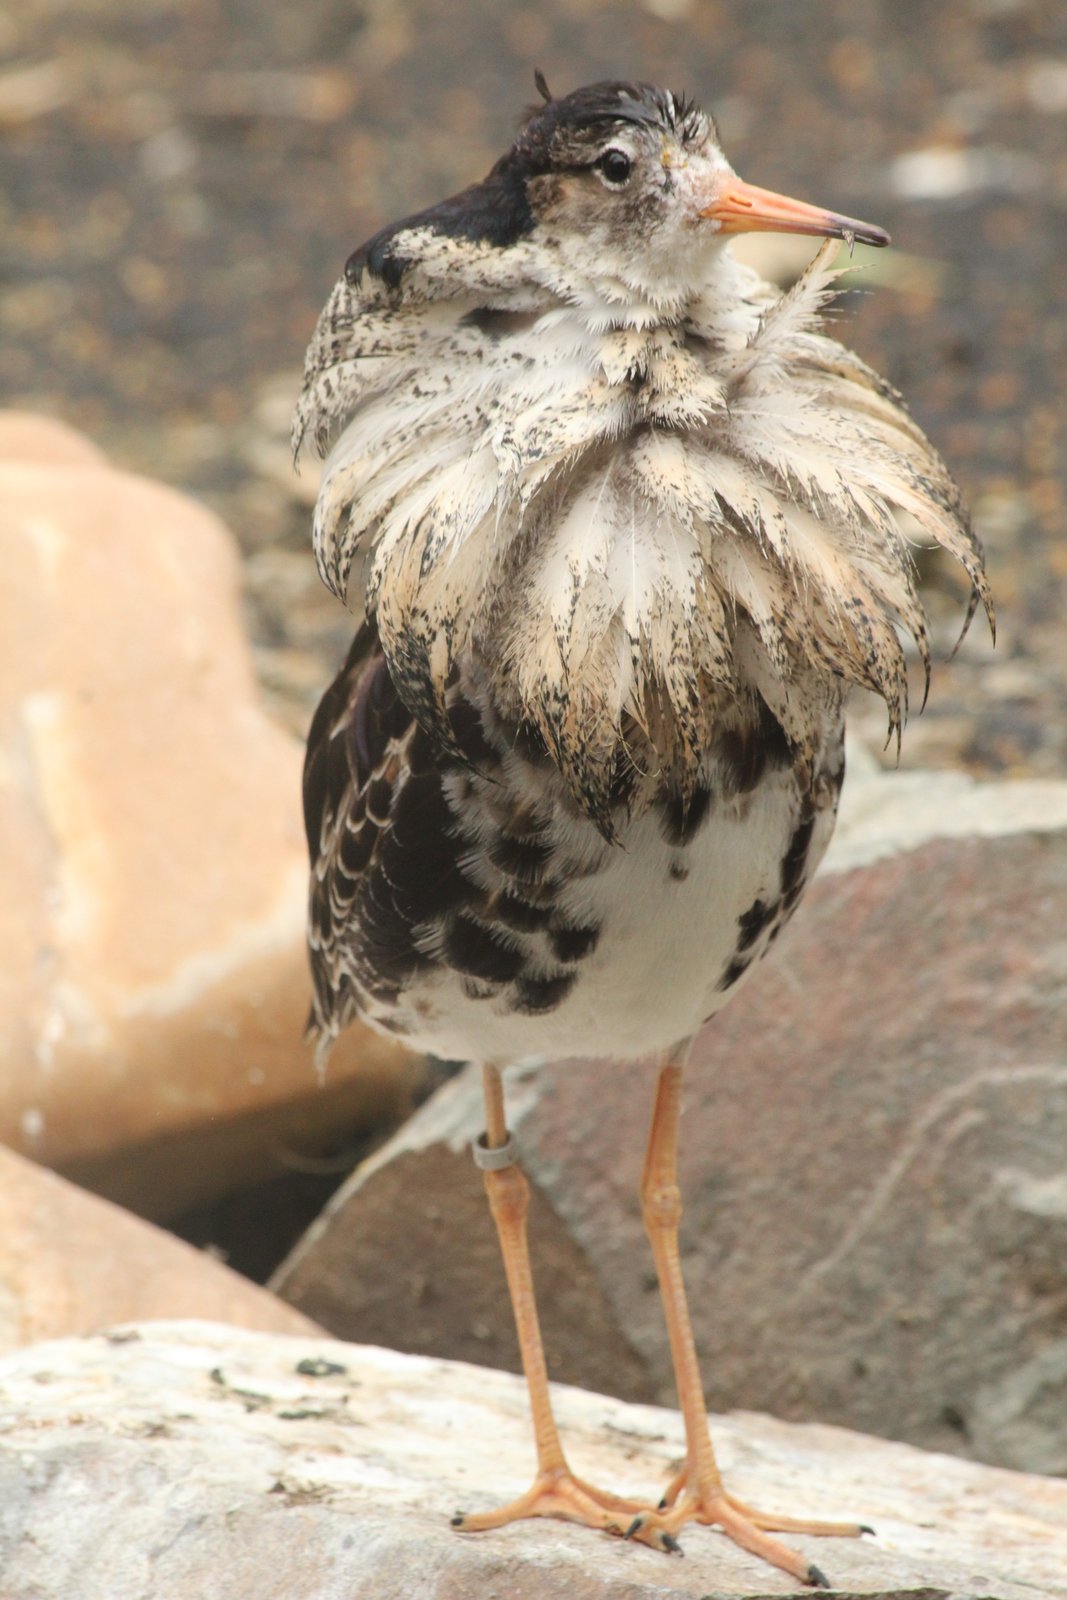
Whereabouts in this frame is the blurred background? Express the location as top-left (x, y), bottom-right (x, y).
top-left (3, 0), bottom-right (1065, 772)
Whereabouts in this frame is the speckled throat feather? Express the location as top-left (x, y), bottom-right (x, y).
top-left (294, 236), bottom-right (991, 829)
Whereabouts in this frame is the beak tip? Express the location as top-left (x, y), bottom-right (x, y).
top-left (701, 178), bottom-right (891, 252)
top-left (865, 224), bottom-right (892, 249)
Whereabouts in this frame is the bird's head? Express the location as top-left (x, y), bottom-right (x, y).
top-left (344, 78), bottom-right (888, 321)
top-left (508, 78), bottom-right (888, 312)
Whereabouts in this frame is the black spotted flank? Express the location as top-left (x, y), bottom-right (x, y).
top-left (443, 912), bottom-right (525, 984)
top-left (549, 921), bottom-right (600, 964)
top-left (736, 897), bottom-right (779, 954)
top-left (512, 971), bottom-right (577, 1015)
top-left (489, 828), bottom-right (554, 884)
top-left (780, 813), bottom-right (815, 906)
top-left (661, 784), bottom-right (712, 848)
top-left (717, 954), bottom-right (752, 993)
top-left (717, 707), bottom-right (791, 797)
top-left (494, 890), bottom-right (555, 933)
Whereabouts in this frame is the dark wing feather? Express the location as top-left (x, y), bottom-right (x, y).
top-left (303, 623), bottom-right (371, 861)
top-left (303, 621), bottom-right (420, 1050)
top-left (303, 620), bottom-right (496, 1055)
top-left (303, 620), bottom-right (632, 1060)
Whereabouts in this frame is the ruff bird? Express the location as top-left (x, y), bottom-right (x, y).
top-left (294, 77), bottom-right (991, 1588)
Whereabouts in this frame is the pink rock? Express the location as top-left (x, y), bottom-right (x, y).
top-left (0, 1145), bottom-right (320, 1352)
top-left (0, 413), bottom-right (420, 1216)
top-left (0, 410), bottom-right (108, 466)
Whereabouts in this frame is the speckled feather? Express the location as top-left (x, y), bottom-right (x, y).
top-left (303, 618), bottom-right (842, 1065)
top-left (296, 80), bottom-right (989, 1066)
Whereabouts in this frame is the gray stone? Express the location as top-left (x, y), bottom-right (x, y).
top-left (0, 1322), bottom-right (1064, 1600)
top-left (969, 1339), bottom-right (1067, 1478)
top-left (271, 1106), bottom-right (650, 1402)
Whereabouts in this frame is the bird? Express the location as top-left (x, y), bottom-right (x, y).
top-left (293, 75), bottom-right (992, 1589)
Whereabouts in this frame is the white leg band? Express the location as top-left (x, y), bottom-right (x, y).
top-left (472, 1131), bottom-right (518, 1171)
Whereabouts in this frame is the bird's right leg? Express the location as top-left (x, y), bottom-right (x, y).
top-left (623, 1051), bottom-right (866, 1585)
top-left (451, 1063), bottom-right (644, 1537)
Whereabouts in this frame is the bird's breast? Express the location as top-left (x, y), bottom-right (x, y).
top-left (355, 695), bottom-right (845, 1067)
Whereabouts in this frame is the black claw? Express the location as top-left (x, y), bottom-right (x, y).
top-left (661, 1531), bottom-right (683, 1555)
top-left (858, 1523), bottom-right (875, 1536)
top-left (451, 1513), bottom-right (466, 1527)
top-left (807, 1563), bottom-right (831, 1589)
top-left (623, 1516), bottom-right (643, 1540)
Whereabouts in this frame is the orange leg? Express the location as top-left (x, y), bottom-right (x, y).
top-left (624, 1056), bottom-right (868, 1585)
top-left (451, 1065), bottom-right (644, 1537)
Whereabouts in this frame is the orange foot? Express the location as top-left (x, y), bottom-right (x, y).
top-left (626, 1475), bottom-right (870, 1588)
top-left (452, 1466), bottom-right (645, 1538)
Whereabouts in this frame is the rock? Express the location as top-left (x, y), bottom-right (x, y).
top-left (0, 413), bottom-right (421, 1218)
top-left (272, 1081), bottom-right (651, 1402)
top-left (0, 1323), bottom-right (1063, 1600)
top-left (0, 1146), bottom-right (318, 1352)
top-left (969, 1336), bottom-right (1067, 1479)
top-left (824, 739), bottom-right (1067, 872)
top-left (272, 756), bottom-right (1067, 1472)
top-left (0, 410), bottom-right (108, 466)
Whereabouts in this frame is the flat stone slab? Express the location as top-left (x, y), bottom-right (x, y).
top-left (0, 1322), bottom-right (1063, 1599)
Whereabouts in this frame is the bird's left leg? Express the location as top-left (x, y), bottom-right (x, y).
top-left (451, 1063), bottom-right (644, 1537)
top-left (624, 1050), bottom-right (867, 1587)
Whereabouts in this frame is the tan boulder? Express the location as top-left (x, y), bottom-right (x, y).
top-left (0, 409), bottom-right (108, 466)
top-left (0, 1145), bottom-right (319, 1352)
top-left (0, 412), bottom-right (420, 1217)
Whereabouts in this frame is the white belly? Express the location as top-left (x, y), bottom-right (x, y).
top-left (379, 760), bottom-right (838, 1067)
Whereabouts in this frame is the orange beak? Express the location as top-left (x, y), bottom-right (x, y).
top-left (700, 175), bottom-right (890, 248)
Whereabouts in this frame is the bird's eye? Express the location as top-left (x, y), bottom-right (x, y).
top-left (596, 148), bottom-right (633, 187)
